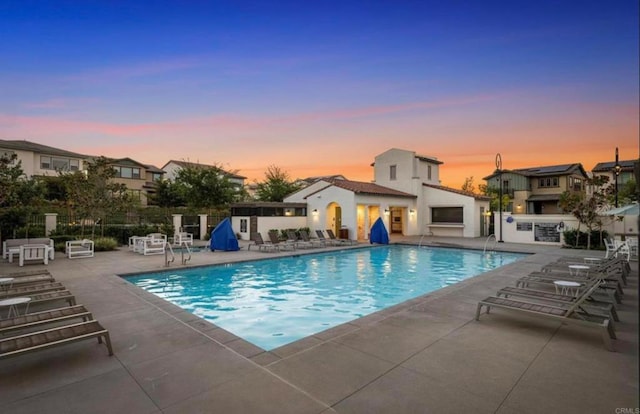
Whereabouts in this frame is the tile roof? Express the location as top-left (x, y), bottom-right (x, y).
top-left (0, 139), bottom-right (88, 158)
top-left (308, 178), bottom-right (416, 198)
top-left (422, 183), bottom-right (492, 200)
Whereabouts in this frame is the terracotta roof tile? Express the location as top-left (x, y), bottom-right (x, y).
top-left (423, 183), bottom-right (492, 200)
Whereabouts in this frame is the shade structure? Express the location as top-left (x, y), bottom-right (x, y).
top-left (600, 203), bottom-right (639, 216)
top-left (369, 217), bottom-right (389, 245)
top-left (210, 218), bottom-right (239, 251)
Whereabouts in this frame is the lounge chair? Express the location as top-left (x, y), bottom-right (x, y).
top-left (0, 305), bottom-right (92, 336)
top-left (142, 238), bottom-right (165, 255)
top-left (316, 230), bottom-right (342, 246)
top-left (267, 231), bottom-right (295, 251)
top-left (299, 230), bottom-right (324, 248)
top-left (476, 281), bottom-right (615, 351)
top-left (248, 233), bottom-right (279, 252)
top-left (326, 229), bottom-right (356, 245)
top-left (65, 239), bottom-right (95, 259)
top-left (287, 231), bottom-right (312, 249)
top-left (2, 282), bottom-right (66, 298)
top-left (496, 284), bottom-right (619, 322)
top-left (19, 290), bottom-right (77, 310)
top-left (5, 272), bottom-right (55, 286)
top-left (0, 320), bottom-right (113, 359)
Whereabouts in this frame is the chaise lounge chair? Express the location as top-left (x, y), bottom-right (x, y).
top-left (270, 231), bottom-right (296, 251)
top-left (316, 230), bottom-right (343, 246)
top-left (476, 281), bottom-right (615, 351)
top-left (0, 320), bottom-right (113, 359)
top-left (299, 230), bottom-right (324, 248)
top-left (326, 229), bottom-right (356, 245)
top-left (496, 282), bottom-right (619, 322)
top-left (2, 281), bottom-right (66, 298)
top-left (0, 305), bottom-right (92, 336)
top-left (286, 231), bottom-right (312, 249)
top-left (248, 233), bottom-right (280, 252)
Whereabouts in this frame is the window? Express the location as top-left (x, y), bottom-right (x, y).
top-left (114, 166), bottom-right (141, 179)
top-left (151, 172), bottom-right (163, 181)
top-left (390, 165), bottom-right (397, 180)
top-left (539, 176), bottom-right (559, 188)
top-left (240, 219), bottom-right (247, 233)
top-left (570, 177), bottom-right (582, 191)
top-left (431, 207), bottom-right (463, 223)
top-left (40, 156), bottom-right (51, 169)
top-left (40, 156), bottom-right (81, 171)
top-left (427, 165), bottom-right (432, 180)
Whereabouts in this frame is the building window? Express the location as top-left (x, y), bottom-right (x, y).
top-left (240, 219), bottom-right (247, 233)
top-left (539, 176), bottom-right (559, 188)
top-left (114, 166), bottom-right (141, 179)
top-left (151, 172), bottom-right (163, 181)
top-left (40, 156), bottom-right (80, 171)
top-left (431, 207), bottom-right (463, 223)
top-left (427, 165), bottom-right (432, 180)
top-left (390, 165), bottom-right (397, 180)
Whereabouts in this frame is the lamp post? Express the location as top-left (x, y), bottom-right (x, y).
top-left (496, 153), bottom-right (504, 242)
top-left (613, 147), bottom-right (622, 208)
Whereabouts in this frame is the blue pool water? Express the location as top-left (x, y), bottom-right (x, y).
top-left (124, 245), bottom-right (526, 350)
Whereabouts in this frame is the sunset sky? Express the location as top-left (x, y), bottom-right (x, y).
top-left (1, 1), bottom-right (638, 188)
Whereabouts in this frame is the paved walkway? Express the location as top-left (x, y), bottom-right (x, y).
top-left (0, 237), bottom-right (638, 413)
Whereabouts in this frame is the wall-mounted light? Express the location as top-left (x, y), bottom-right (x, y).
top-left (384, 209), bottom-right (390, 215)
top-left (409, 209), bottom-right (416, 215)
top-left (312, 209), bottom-right (318, 216)
top-left (516, 204), bottom-right (522, 211)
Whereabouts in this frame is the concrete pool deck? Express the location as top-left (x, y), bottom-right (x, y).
top-left (0, 237), bottom-right (638, 413)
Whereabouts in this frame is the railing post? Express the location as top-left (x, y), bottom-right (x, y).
top-left (199, 214), bottom-right (208, 240)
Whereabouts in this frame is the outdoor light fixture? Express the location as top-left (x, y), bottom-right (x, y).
top-left (384, 209), bottom-right (390, 215)
top-left (409, 209), bottom-right (415, 215)
top-left (613, 147), bottom-right (622, 208)
top-left (312, 209), bottom-right (318, 216)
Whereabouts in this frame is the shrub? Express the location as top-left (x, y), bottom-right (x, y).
top-left (93, 237), bottom-right (118, 251)
top-left (563, 229), bottom-right (609, 249)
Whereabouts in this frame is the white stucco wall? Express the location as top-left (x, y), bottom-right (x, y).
top-left (494, 212), bottom-right (578, 245)
top-left (422, 186), bottom-right (488, 238)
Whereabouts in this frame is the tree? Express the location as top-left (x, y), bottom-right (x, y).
top-left (478, 183), bottom-right (511, 212)
top-left (0, 153), bottom-right (46, 239)
top-left (174, 163), bottom-right (238, 211)
top-left (255, 165), bottom-right (300, 202)
top-left (148, 178), bottom-right (185, 208)
top-left (58, 156), bottom-right (133, 238)
top-left (461, 176), bottom-right (476, 193)
top-left (558, 176), bottom-right (610, 250)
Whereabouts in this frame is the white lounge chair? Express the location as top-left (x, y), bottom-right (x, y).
top-left (18, 244), bottom-right (49, 267)
top-left (66, 239), bottom-right (94, 259)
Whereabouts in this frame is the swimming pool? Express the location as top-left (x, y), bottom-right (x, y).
top-left (124, 245), bottom-right (526, 350)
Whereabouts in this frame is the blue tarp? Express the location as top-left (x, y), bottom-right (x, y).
top-left (210, 218), bottom-right (239, 251)
top-left (369, 217), bottom-right (389, 245)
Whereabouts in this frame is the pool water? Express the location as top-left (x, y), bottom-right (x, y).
top-left (125, 245), bottom-right (526, 350)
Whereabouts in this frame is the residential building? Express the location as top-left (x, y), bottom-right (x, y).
top-left (107, 158), bottom-right (165, 206)
top-left (0, 139), bottom-right (87, 176)
top-left (483, 163), bottom-right (589, 214)
top-left (590, 159), bottom-right (637, 198)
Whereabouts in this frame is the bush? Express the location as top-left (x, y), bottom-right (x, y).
top-left (93, 237), bottom-right (118, 251)
top-left (563, 229), bottom-right (609, 249)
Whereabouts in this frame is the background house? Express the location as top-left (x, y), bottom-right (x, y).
top-left (107, 158), bottom-right (165, 206)
top-left (483, 163), bottom-right (589, 214)
top-left (0, 139), bottom-right (87, 177)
